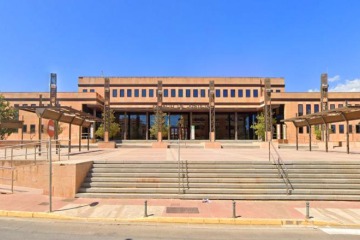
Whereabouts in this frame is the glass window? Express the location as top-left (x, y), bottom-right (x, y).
top-left (299, 127), bottom-right (304, 134)
top-left (23, 104), bottom-right (28, 107)
top-left (216, 89), bottom-right (220, 97)
top-left (120, 89), bottom-right (125, 97)
top-left (306, 104), bottom-right (311, 114)
top-left (22, 125), bottom-right (27, 133)
top-left (127, 89), bottom-right (132, 97)
top-left (112, 89), bottom-right (117, 97)
top-left (142, 89), bottom-right (146, 97)
top-left (338, 104), bottom-right (343, 108)
top-left (246, 89), bottom-right (251, 98)
top-left (356, 125), bottom-right (360, 134)
top-left (178, 89), bottom-right (183, 97)
top-left (149, 89), bottom-right (154, 97)
top-left (349, 125), bottom-right (353, 133)
top-left (171, 89), bottom-right (176, 97)
top-left (331, 124), bottom-right (336, 133)
top-left (163, 89), bottom-right (168, 97)
top-left (82, 89), bottom-right (88, 92)
top-left (186, 89), bottom-right (191, 98)
top-left (30, 124), bottom-right (36, 133)
top-left (201, 89), bottom-right (206, 97)
top-left (134, 89), bottom-right (139, 97)
top-left (339, 125), bottom-right (344, 134)
top-left (306, 126), bottom-right (310, 134)
top-left (330, 104), bottom-right (335, 110)
top-left (276, 89), bottom-right (281, 93)
top-left (314, 104), bottom-right (319, 113)
top-left (238, 89), bottom-right (243, 97)
top-left (14, 104), bottom-right (19, 107)
top-left (193, 89), bottom-right (198, 97)
top-left (298, 104), bottom-right (303, 116)
top-left (253, 89), bottom-right (258, 97)
top-left (230, 89), bottom-right (235, 98)
top-left (223, 89), bottom-right (228, 97)
top-left (31, 104), bottom-right (36, 107)
top-left (90, 89), bottom-right (95, 92)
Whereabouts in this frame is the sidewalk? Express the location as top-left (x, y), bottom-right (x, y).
top-left (1, 185), bottom-right (360, 227)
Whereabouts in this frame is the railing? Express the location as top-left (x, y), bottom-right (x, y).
top-left (269, 141), bottom-right (293, 194)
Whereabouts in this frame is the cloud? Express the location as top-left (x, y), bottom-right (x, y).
top-left (308, 88), bottom-right (319, 92)
top-left (328, 75), bottom-right (340, 82)
top-left (329, 78), bottom-right (360, 92)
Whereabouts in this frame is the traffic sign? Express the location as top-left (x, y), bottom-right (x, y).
top-left (47, 119), bottom-right (55, 138)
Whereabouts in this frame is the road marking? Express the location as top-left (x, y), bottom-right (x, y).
top-left (320, 228), bottom-right (360, 235)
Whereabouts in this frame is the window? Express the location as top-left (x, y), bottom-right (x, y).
top-left (82, 89), bottom-right (88, 93)
top-left (31, 104), bottom-right (36, 107)
top-left (90, 89), bottom-right (95, 93)
top-left (163, 89), bottom-right (168, 97)
top-left (216, 89), bottom-right (220, 97)
top-left (134, 89), bottom-right (139, 97)
top-left (22, 104), bottom-right (28, 107)
top-left (14, 104), bottom-right (19, 107)
top-left (330, 124), bottom-right (336, 133)
top-left (356, 125), bottom-right (360, 134)
top-left (178, 89), bottom-right (183, 97)
top-left (314, 104), bottom-right (319, 113)
top-left (338, 104), bottom-right (343, 108)
top-left (298, 104), bottom-right (303, 116)
top-left (306, 126), bottom-right (310, 134)
top-left (306, 104), bottom-right (311, 114)
top-left (41, 124), bottom-right (45, 133)
top-left (127, 89), bottom-right (132, 97)
top-left (330, 104), bottom-right (335, 110)
top-left (149, 89), bottom-right (154, 97)
top-left (238, 89), bottom-right (243, 97)
top-left (339, 124), bottom-right (344, 134)
top-left (120, 89), bottom-right (125, 97)
top-left (223, 89), bottom-right (228, 98)
top-left (299, 127), bottom-right (304, 134)
top-left (349, 125), bottom-right (353, 134)
top-left (22, 125), bottom-right (27, 133)
top-left (201, 89), bottom-right (206, 98)
top-left (142, 89), bottom-right (146, 97)
top-left (112, 89), bottom-right (117, 97)
top-left (171, 89), bottom-right (176, 97)
top-left (230, 89), bottom-right (235, 98)
top-left (193, 89), bottom-right (198, 97)
top-left (246, 89), bottom-right (251, 98)
top-left (30, 124), bottom-right (36, 133)
top-left (253, 89), bottom-right (258, 97)
top-left (186, 89), bottom-right (191, 97)
top-left (276, 89), bottom-right (281, 93)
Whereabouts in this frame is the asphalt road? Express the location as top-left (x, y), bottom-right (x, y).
top-left (1, 218), bottom-right (360, 240)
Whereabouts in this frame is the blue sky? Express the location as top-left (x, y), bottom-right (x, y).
top-left (1, 0), bottom-right (359, 93)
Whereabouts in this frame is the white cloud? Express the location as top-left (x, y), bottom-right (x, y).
top-left (328, 75), bottom-right (340, 82)
top-left (308, 88), bottom-right (319, 92)
top-left (330, 78), bottom-right (360, 92)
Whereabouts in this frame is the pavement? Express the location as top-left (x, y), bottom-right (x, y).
top-left (1, 147), bottom-right (360, 227)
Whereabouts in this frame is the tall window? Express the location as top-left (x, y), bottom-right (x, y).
top-left (356, 125), bottom-right (360, 134)
top-left (112, 89), bottom-right (117, 97)
top-left (339, 125), bottom-right (344, 134)
top-left (193, 89), bottom-right (198, 97)
top-left (253, 89), bottom-right (258, 97)
top-left (223, 89), bottom-right (228, 98)
top-left (164, 89), bottom-right (168, 97)
top-left (246, 89), bottom-right (251, 98)
top-left (120, 89), bottom-right (125, 97)
top-left (338, 104), bottom-right (343, 108)
top-left (186, 89), bottom-right (191, 97)
top-left (331, 124), bottom-right (336, 133)
top-left (330, 104), bottom-right (335, 110)
top-left (178, 89), bottom-right (183, 97)
top-left (134, 89), bottom-right (139, 97)
top-left (30, 124), bottom-right (36, 133)
top-left (216, 89), bottom-right (220, 97)
top-left (298, 104), bottom-right (303, 116)
top-left (201, 89), bottom-right (206, 97)
top-left (142, 89), bottom-right (146, 97)
top-left (22, 125), bottom-right (27, 133)
top-left (149, 89), bottom-right (154, 97)
top-left (306, 104), bottom-right (311, 114)
top-left (127, 89), bottom-right (132, 97)
top-left (314, 104), bottom-right (319, 113)
top-left (231, 89), bottom-right (235, 98)
top-left (299, 127), bottom-right (304, 134)
top-left (171, 89), bottom-right (176, 97)
top-left (238, 89), bottom-right (243, 97)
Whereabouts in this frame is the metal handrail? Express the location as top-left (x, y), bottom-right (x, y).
top-left (269, 141), bottom-right (293, 194)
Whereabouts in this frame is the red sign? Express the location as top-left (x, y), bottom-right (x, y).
top-left (47, 120), bottom-right (55, 138)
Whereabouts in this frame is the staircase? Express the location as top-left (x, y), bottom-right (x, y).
top-left (76, 160), bottom-right (360, 200)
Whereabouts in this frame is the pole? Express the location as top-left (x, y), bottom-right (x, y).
top-left (144, 200), bottom-right (148, 217)
top-left (87, 127), bottom-right (90, 151)
top-left (178, 137), bottom-right (181, 194)
top-left (232, 200), bottom-right (236, 218)
top-left (49, 138), bottom-right (52, 212)
top-left (11, 148), bottom-right (13, 193)
top-left (306, 201), bottom-right (310, 219)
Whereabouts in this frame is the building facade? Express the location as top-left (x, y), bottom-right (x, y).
top-left (2, 76), bottom-right (360, 144)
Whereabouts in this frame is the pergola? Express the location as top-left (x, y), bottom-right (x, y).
top-left (0, 120), bottom-right (24, 129)
top-left (18, 106), bottom-right (102, 151)
top-left (283, 106), bottom-right (360, 154)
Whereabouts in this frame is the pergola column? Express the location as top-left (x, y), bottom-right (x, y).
top-left (340, 112), bottom-right (350, 154)
top-left (146, 112), bottom-right (149, 140)
top-left (209, 81), bottom-right (215, 142)
top-left (234, 112), bottom-right (238, 140)
top-left (305, 119), bottom-right (311, 151)
top-left (321, 116), bottom-right (328, 152)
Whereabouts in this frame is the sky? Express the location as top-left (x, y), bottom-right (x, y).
top-left (0, 0), bottom-right (360, 93)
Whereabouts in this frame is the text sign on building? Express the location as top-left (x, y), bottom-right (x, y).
top-left (155, 104), bottom-right (209, 110)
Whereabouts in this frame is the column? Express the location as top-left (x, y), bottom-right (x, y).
top-left (276, 124), bottom-right (281, 140)
top-left (146, 112), bottom-right (149, 140)
top-left (235, 112), bottom-right (238, 140)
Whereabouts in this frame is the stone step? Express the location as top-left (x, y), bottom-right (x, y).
top-left (90, 168), bottom-right (280, 174)
top-left (87, 173), bottom-right (281, 178)
top-left (92, 163), bottom-right (278, 169)
top-left (92, 160), bottom-right (274, 165)
top-left (75, 192), bottom-right (360, 201)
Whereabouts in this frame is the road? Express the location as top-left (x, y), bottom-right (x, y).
top-left (1, 217), bottom-right (360, 240)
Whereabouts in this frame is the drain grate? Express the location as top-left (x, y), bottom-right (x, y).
top-left (166, 207), bottom-right (199, 214)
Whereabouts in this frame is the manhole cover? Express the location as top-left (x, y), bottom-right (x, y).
top-left (166, 207), bottom-right (199, 214)
top-left (38, 202), bottom-right (49, 206)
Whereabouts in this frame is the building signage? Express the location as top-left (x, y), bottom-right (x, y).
top-left (154, 104), bottom-right (209, 110)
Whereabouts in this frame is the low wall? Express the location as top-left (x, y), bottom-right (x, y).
top-left (0, 160), bottom-right (93, 198)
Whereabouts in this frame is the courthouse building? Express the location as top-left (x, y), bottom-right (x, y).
top-left (2, 76), bottom-right (360, 145)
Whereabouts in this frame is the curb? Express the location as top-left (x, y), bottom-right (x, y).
top-left (1, 210), bottom-right (359, 227)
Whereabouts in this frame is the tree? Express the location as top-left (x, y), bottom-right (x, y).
top-left (95, 110), bottom-right (120, 140)
top-left (250, 112), bottom-right (276, 141)
top-left (0, 95), bottom-right (17, 140)
top-left (149, 110), bottom-right (168, 139)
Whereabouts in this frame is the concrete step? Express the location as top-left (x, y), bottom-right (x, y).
top-left (87, 173), bottom-right (281, 178)
top-left (92, 160), bottom-right (274, 165)
top-left (90, 168), bottom-right (280, 174)
top-left (221, 145), bottom-right (260, 149)
top-left (93, 163), bottom-right (278, 169)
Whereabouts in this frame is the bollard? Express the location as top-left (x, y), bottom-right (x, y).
top-left (232, 200), bottom-right (236, 218)
top-left (144, 200), bottom-right (148, 217)
top-left (306, 201), bottom-right (310, 219)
